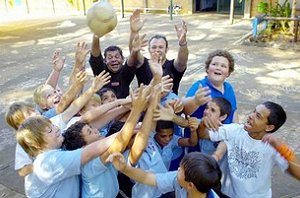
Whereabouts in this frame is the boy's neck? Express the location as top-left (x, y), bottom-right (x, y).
top-left (187, 189), bottom-right (207, 198)
top-left (248, 131), bottom-right (267, 140)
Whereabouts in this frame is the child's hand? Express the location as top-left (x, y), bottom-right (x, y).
top-left (131, 33), bottom-right (147, 53)
top-left (107, 152), bottom-right (127, 171)
top-left (153, 103), bottom-right (174, 121)
top-left (52, 48), bottom-right (65, 72)
top-left (188, 116), bottom-right (199, 132)
top-left (75, 41), bottom-right (90, 68)
top-left (201, 116), bottom-right (222, 132)
top-left (149, 52), bottom-right (163, 78)
top-left (131, 85), bottom-right (151, 111)
top-left (161, 75), bottom-right (173, 94)
top-left (74, 70), bottom-right (88, 85)
top-left (262, 134), bottom-right (281, 148)
top-left (91, 71), bottom-right (111, 93)
top-left (166, 98), bottom-right (183, 114)
top-left (194, 85), bottom-right (211, 106)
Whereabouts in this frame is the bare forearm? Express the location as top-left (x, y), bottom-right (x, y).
top-left (122, 164), bottom-right (157, 186)
top-left (45, 70), bottom-right (61, 88)
top-left (172, 114), bottom-right (188, 128)
top-left (18, 164), bottom-right (33, 177)
top-left (174, 45), bottom-right (188, 72)
top-left (91, 34), bottom-right (101, 57)
top-left (182, 97), bottom-right (199, 115)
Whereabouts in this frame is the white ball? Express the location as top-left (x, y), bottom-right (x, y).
top-left (86, 1), bottom-right (118, 37)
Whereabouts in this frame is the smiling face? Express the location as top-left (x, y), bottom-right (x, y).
top-left (42, 85), bottom-right (60, 109)
top-left (244, 104), bottom-right (273, 136)
top-left (105, 50), bottom-right (124, 73)
top-left (44, 124), bottom-right (64, 149)
top-left (149, 38), bottom-right (168, 62)
top-left (206, 56), bottom-right (230, 86)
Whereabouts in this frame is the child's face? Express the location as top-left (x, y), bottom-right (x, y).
top-left (44, 124), bottom-right (64, 149)
top-left (244, 104), bottom-right (271, 134)
top-left (101, 90), bottom-right (117, 104)
top-left (154, 128), bottom-right (173, 147)
top-left (82, 124), bottom-right (102, 145)
top-left (203, 101), bottom-right (222, 121)
top-left (42, 85), bottom-right (60, 109)
top-left (206, 56), bottom-right (230, 84)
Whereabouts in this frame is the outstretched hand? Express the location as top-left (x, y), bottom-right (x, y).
top-left (131, 84), bottom-right (151, 111)
top-left (130, 9), bottom-right (145, 33)
top-left (188, 116), bottom-right (199, 132)
top-left (74, 70), bottom-right (88, 85)
top-left (52, 48), bottom-right (65, 72)
top-left (201, 116), bottom-right (222, 132)
top-left (75, 41), bottom-right (90, 69)
top-left (91, 71), bottom-right (111, 93)
top-left (131, 33), bottom-right (148, 52)
top-left (175, 20), bottom-right (187, 46)
top-left (194, 85), bottom-right (211, 106)
top-left (107, 152), bottom-right (127, 171)
top-left (149, 52), bottom-right (163, 77)
top-left (153, 103), bottom-right (174, 121)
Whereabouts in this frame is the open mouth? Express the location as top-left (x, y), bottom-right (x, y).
top-left (214, 71), bottom-right (222, 75)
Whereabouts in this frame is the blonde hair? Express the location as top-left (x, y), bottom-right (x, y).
top-left (80, 94), bottom-right (101, 113)
top-left (33, 84), bottom-right (53, 109)
top-left (5, 102), bottom-right (35, 130)
top-left (17, 116), bottom-right (52, 157)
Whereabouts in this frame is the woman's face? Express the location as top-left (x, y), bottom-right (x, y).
top-left (206, 56), bottom-right (230, 85)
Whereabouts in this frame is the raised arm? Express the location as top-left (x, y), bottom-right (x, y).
top-left (129, 85), bottom-right (161, 165)
top-left (101, 86), bottom-right (150, 162)
top-left (183, 85), bottom-right (211, 115)
top-left (127, 33), bottom-right (147, 67)
top-left (129, 9), bottom-right (145, 68)
top-left (61, 71), bottom-right (111, 123)
top-left (80, 98), bottom-right (131, 123)
top-left (69, 42), bottom-right (90, 85)
top-left (91, 34), bottom-right (101, 57)
top-left (173, 20), bottom-right (189, 72)
top-left (45, 48), bottom-right (65, 88)
top-left (109, 152), bottom-right (157, 186)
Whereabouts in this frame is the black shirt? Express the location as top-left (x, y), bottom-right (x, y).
top-left (135, 57), bottom-right (185, 95)
top-left (89, 54), bottom-right (136, 98)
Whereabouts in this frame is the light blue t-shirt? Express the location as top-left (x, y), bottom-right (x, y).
top-left (42, 107), bottom-right (57, 119)
top-left (25, 149), bottom-right (81, 198)
top-left (81, 157), bottom-right (118, 198)
top-left (131, 137), bottom-right (168, 198)
top-left (156, 171), bottom-right (219, 198)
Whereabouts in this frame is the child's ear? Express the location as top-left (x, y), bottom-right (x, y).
top-left (265, 124), bottom-right (275, 133)
top-left (219, 114), bottom-right (228, 122)
top-left (187, 181), bottom-right (195, 190)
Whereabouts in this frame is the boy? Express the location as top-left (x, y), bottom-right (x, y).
top-left (108, 152), bottom-right (221, 198)
top-left (199, 101), bottom-right (299, 198)
top-left (198, 97), bottom-right (231, 155)
top-left (62, 86), bottom-right (151, 198)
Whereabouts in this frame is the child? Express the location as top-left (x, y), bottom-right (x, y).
top-left (62, 86), bottom-right (150, 198)
top-left (198, 97), bottom-right (231, 155)
top-left (154, 118), bottom-right (199, 170)
top-left (198, 101), bottom-right (299, 197)
top-left (98, 87), bottom-right (117, 104)
top-left (109, 151), bottom-right (221, 198)
top-left (16, 115), bottom-right (119, 198)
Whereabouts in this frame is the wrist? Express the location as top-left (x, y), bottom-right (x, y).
top-left (276, 144), bottom-right (296, 161)
top-left (179, 41), bottom-right (187, 47)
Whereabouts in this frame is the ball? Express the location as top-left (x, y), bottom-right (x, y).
top-left (86, 1), bottom-right (118, 37)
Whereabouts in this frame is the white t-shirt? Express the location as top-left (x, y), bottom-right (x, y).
top-left (209, 123), bottom-right (289, 198)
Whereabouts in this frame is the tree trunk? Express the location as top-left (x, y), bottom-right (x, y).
top-left (290, 0), bottom-right (297, 33)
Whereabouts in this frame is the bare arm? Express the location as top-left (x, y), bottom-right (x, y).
top-left (61, 71), bottom-right (111, 123)
top-left (45, 49), bottom-right (65, 88)
top-left (129, 85), bottom-right (160, 165)
top-left (18, 164), bottom-right (33, 177)
top-left (173, 20), bottom-right (188, 72)
top-left (69, 42), bottom-right (90, 85)
top-left (129, 9), bottom-right (145, 68)
top-left (109, 152), bottom-right (157, 186)
top-left (212, 141), bottom-right (227, 161)
top-left (127, 34), bottom-right (147, 67)
top-left (91, 34), bottom-right (101, 57)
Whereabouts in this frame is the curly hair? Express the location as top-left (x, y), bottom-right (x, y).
top-left (205, 49), bottom-right (235, 74)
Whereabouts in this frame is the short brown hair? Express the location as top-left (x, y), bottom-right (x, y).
top-left (205, 50), bottom-right (235, 75)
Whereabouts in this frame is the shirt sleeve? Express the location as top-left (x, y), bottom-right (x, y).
top-left (155, 171), bottom-right (177, 194)
top-left (50, 114), bottom-right (67, 132)
top-left (209, 123), bottom-right (240, 142)
top-left (89, 53), bottom-right (105, 76)
top-left (15, 143), bottom-right (33, 170)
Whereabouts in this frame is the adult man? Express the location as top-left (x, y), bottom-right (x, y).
top-left (129, 10), bottom-right (189, 95)
top-left (89, 33), bottom-right (146, 98)
top-left (199, 101), bottom-right (299, 198)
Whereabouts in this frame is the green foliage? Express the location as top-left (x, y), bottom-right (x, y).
top-left (257, 0), bottom-right (292, 34)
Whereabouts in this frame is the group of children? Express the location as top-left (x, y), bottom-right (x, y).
top-left (5, 10), bottom-right (300, 198)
